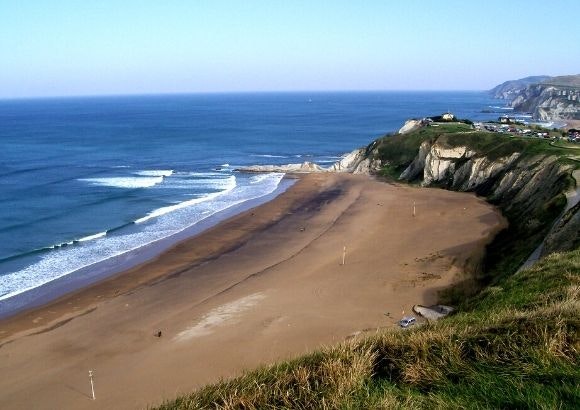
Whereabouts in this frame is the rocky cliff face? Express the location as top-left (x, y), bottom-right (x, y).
top-left (489, 75), bottom-right (551, 100)
top-left (489, 75), bottom-right (580, 121)
top-left (389, 136), bottom-right (577, 269)
top-left (510, 83), bottom-right (580, 121)
top-left (326, 147), bottom-right (382, 174)
top-left (398, 140), bottom-right (573, 217)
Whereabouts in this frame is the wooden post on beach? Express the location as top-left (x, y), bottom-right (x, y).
top-left (342, 246), bottom-right (347, 266)
top-left (89, 370), bottom-right (95, 400)
top-left (413, 201), bottom-right (416, 217)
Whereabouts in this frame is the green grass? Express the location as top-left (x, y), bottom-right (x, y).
top-left (374, 125), bottom-right (578, 169)
top-left (439, 132), bottom-right (571, 161)
top-left (372, 123), bottom-right (474, 176)
top-left (551, 141), bottom-right (580, 150)
top-left (154, 250), bottom-right (580, 409)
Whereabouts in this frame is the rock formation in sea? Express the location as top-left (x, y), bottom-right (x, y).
top-left (237, 147), bottom-right (381, 175)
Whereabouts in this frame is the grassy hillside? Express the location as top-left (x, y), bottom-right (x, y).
top-left (374, 123), bottom-right (571, 171)
top-left (155, 250), bottom-right (579, 409)
top-left (542, 74), bottom-right (580, 88)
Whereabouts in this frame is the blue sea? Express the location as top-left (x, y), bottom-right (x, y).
top-left (0, 91), bottom-right (505, 316)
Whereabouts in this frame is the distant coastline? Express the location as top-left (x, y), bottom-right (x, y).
top-left (488, 74), bottom-right (580, 125)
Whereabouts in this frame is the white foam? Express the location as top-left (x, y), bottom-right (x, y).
top-left (190, 177), bottom-right (236, 188)
top-left (134, 175), bottom-right (237, 224)
top-left (80, 176), bottom-right (164, 189)
top-left (51, 241), bottom-right (74, 248)
top-left (0, 173), bottom-right (285, 302)
top-left (252, 154), bottom-right (288, 158)
top-left (135, 170), bottom-right (174, 177)
top-left (78, 231), bottom-right (107, 242)
top-left (249, 173), bottom-right (283, 184)
top-left (160, 175), bottom-right (235, 190)
top-left (180, 171), bottom-right (225, 177)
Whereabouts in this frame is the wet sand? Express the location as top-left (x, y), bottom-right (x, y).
top-left (0, 173), bottom-right (506, 409)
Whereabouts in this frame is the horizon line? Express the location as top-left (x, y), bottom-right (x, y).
top-left (0, 88), bottom-right (488, 102)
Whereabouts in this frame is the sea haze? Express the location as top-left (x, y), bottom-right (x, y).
top-left (0, 91), bottom-right (503, 315)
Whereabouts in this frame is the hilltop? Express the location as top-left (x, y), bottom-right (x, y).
top-left (543, 75), bottom-right (580, 88)
top-left (489, 75), bottom-right (552, 99)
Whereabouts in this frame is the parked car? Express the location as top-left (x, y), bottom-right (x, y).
top-left (399, 316), bottom-right (416, 328)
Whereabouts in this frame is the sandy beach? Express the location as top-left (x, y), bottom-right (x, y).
top-left (0, 173), bottom-right (505, 409)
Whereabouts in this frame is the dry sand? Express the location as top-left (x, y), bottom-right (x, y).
top-left (0, 174), bottom-right (506, 409)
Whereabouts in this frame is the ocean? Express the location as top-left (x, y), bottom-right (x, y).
top-left (0, 91), bottom-right (505, 316)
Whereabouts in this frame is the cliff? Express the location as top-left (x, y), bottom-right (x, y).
top-left (489, 75), bottom-right (551, 99)
top-left (510, 81), bottom-right (580, 121)
top-left (359, 122), bottom-right (578, 279)
top-left (489, 75), bottom-right (580, 121)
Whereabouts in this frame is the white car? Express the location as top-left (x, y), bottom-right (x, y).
top-left (399, 316), bottom-right (416, 328)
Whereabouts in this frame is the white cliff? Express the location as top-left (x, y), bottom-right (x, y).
top-left (398, 119), bottom-right (423, 134)
top-left (422, 145), bottom-right (477, 186)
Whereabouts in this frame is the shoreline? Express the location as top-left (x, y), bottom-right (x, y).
top-left (0, 173), bottom-right (506, 409)
top-left (0, 174), bottom-right (309, 342)
top-left (0, 176), bottom-right (295, 320)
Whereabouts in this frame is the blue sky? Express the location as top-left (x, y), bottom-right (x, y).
top-left (1, 0), bottom-right (579, 98)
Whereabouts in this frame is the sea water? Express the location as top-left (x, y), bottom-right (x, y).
top-left (0, 91), bottom-right (504, 315)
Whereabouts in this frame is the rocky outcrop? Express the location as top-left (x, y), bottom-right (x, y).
top-left (238, 161), bottom-right (325, 173)
top-left (413, 305), bottom-right (455, 321)
top-left (238, 147), bottom-right (381, 175)
top-left (398, 141), bottom-right (430, 180)
top-left (327, 148), bottom-right (371, 173)
top-left (421, 145), bottom-right (477, 186)
top-left (398, 119), bottom-right (423, 134)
